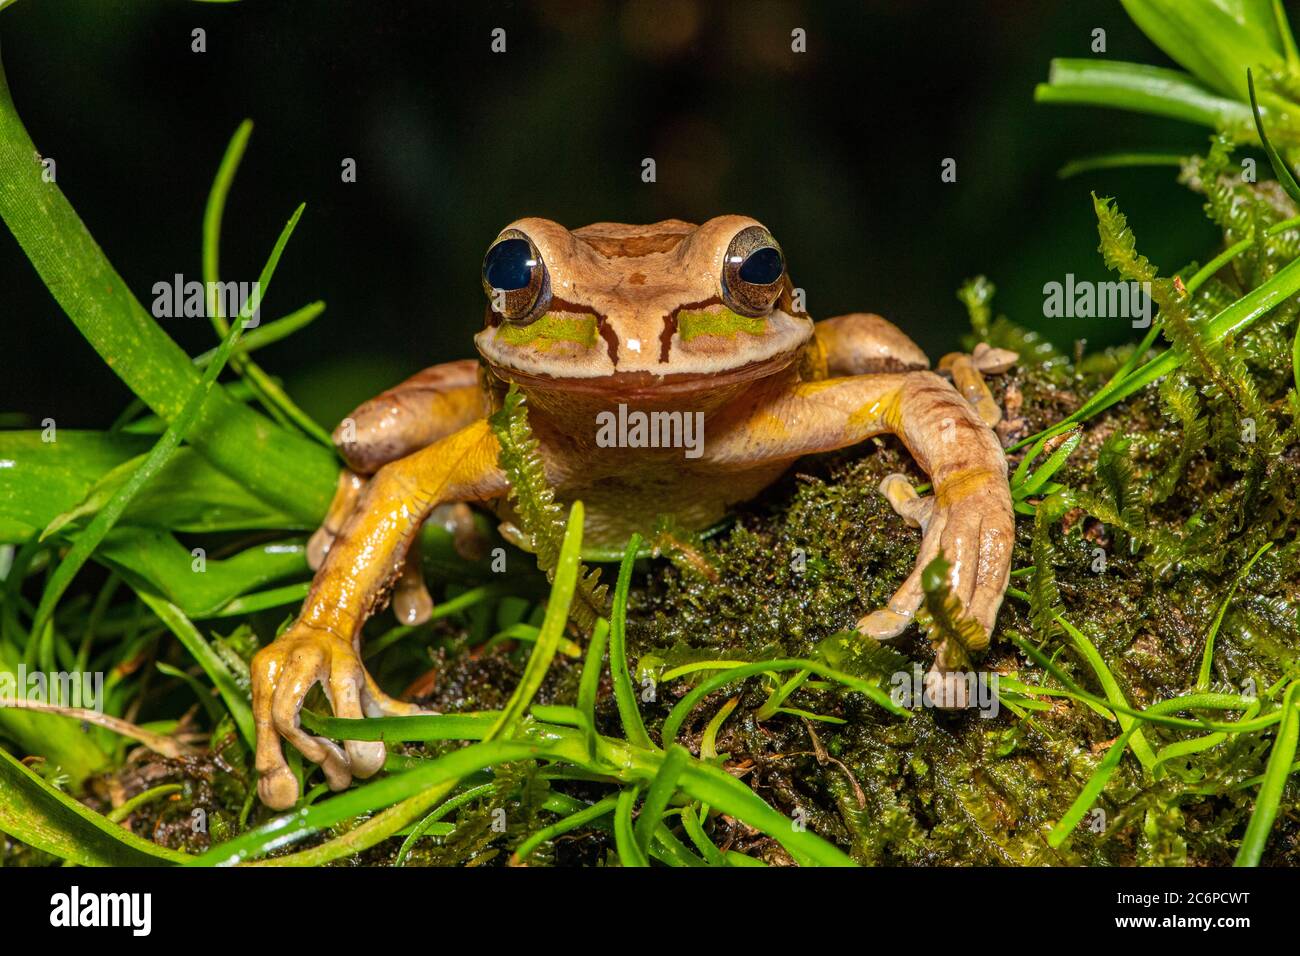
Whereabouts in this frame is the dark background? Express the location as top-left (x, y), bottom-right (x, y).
top-left (0, 0), bottom-right (1221, 430)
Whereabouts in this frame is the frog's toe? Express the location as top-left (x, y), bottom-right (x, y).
top-left (938, 352), bottom-right (1003, 427)
top-left (362, 670), bottom-right (433, 718)
top-left (879, 473), bottom-right (934, 530)
top-left (391, 541), bottom-right (434, 625)
top-left (924, 663), bottom-right (971, 709)
top-left (971, 343), bottom-right (1018, 374)
top-left (306, 525), bottom-right (335, 571)
top-left (326, 666), bottom-right (387, 778)
top-left (857, 497), bottom-right (948, 640)
top-left (857, 607), bottom-right (914, 640)
top-left (392, 569), bottom-right (434, 625)
top-left (965, 503), bottom-right (1014, 638)
top-left (432, 501), bottom-right (490, 561)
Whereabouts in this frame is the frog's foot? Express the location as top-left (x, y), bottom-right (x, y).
top-left (856, 466), bottom-right (1013, 647)
top-left (937, 344), bottom-right (1018, 427)
top-left (252, 623), bottom-right (389, 810)
top-left (307, 470), bottom-right (365, 570)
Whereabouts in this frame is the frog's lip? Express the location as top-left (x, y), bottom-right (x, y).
top-left (483, 349), bottom-right (800, 400)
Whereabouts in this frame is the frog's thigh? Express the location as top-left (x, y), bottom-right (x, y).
top-left (334, 358), bottom-right (488, 474)
top-left (813, 313), bottom-right (930, 376)
top-left (713, 371), bottom-right (1013, 643)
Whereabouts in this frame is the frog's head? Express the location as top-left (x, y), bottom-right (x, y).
top-left (473, 216), bottom-right (813, 395)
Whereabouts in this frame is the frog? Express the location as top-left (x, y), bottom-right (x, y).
top-left (250, 215), bottom-right (1017, 809)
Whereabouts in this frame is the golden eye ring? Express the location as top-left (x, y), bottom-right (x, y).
top-left (482, 229), bottom-right (550, 323)
top-left (721, 225), bottom-right (785, 317)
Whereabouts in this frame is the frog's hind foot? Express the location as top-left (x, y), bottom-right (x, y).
top-left (937, 344), bottom-right (1018, 428)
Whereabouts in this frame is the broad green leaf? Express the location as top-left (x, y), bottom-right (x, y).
top-left (0, 745), bottom-right (186, 865)
top-left (136, 593), bottom-right (255, 747)
top-left (98, 527), bottom-right (307, 618)
top-left (1121, 0), bottom-right (1285, 98)
top-left (1035, 59), bottom-right (1255, 132)
top-left (0, 641), bottom-right (109, 785)
top-left (0, 431), bottom-right (303, 543)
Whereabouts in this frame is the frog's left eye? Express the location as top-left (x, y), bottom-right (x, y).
top-left (721, 226), bottom-right (785, 316)
top-left (483, 230), bottom-right (550, 323)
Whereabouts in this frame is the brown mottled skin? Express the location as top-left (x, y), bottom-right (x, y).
top-left (251, 216), bottom-right (1016, 809)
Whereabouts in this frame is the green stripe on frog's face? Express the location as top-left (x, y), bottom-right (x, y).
top-left (675, 306), bottom-right (767, 342)
top-left (494, 312), bottom-right (598, 350)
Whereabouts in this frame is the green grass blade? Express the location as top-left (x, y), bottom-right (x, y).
top-left (202, 122), bottom-right (332, 445)
top-left (0, 55), bottom-right (336, 521)
top-left (1198, 542), bottom-right (1271, 690)
top-left (662, 658), bottom-right (908, 745)
top-left (577, 617), bottom-right (609, 754)
top-left (1246, 68), bottom-right (1300, 205)
top-left (1235, 682), bottom-right (1300, 866)
top-left (613, 786), bottom-right (649, 867)
top-left (1057, 152), bottom-right (1185, 179)
top-left (1034, 59), bottom-right (1253, 129)
top-left (137, 593), bottom-right (255, 747)
top-left (511, 794), bottom-right (619, 865)
top-left (193, 301), bottom-right (325, 367)
top-left (487, 501), bottom-right (584, 740)
top-left (634, 743), bottom-right (688, 856)
top-left (610, 534), bottom-right (654, 749)
top-left (677, 760), bottom-right (855, 866)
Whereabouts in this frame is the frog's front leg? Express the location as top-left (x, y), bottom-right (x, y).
top-left (252, 420), bottom-right (506, 809)
top-left (308, 359), bottom-right (490, 623)
top-left (712, 371), bottom-right (1014, 666)
top-left (814, 314), bottom-right (1017, 427)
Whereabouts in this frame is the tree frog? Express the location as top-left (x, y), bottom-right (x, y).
top-left (251, 216), bottom-right (1016, 809)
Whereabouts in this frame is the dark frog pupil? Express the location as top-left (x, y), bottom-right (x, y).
top-left (484, 238), bottom-right (536, 291)
top-left (738, 246), bottom-right (783, 285)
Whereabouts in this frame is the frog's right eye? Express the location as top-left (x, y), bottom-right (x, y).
top-left (483, 231), bottom-right (549, 323)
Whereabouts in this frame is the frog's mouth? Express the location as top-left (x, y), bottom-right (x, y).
top-left (483, 348), bottom-right (801, 401)
top-left (475, 305), bottom-right (813, 394)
